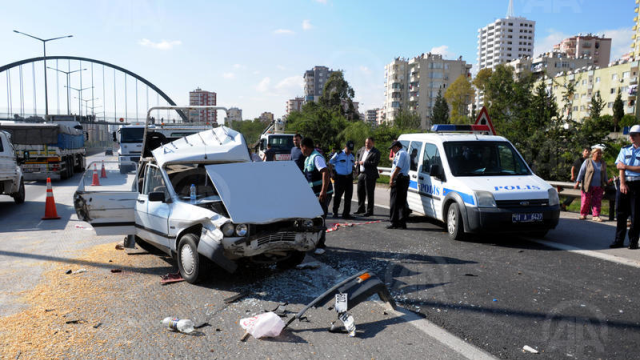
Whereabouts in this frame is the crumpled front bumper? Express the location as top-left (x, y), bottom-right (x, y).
top-left (223, 228), bottom-right (324, 257)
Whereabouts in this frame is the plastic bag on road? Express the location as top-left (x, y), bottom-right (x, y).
top-left (239, 312), bottom-right (285, 339)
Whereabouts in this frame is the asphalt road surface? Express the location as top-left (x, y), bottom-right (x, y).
top-left (1, 153), bottom-right (639, 359)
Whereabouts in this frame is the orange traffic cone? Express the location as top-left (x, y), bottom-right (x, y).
top-left (100, 160), bottom-right (107, 178)
top-left (91, 164), bottom-right (101, 186)
top-left (42, 177), bottom-right (60, 220)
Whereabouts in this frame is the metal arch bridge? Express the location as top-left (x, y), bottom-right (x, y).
top-left (0, 56), bottom-right (187, 122)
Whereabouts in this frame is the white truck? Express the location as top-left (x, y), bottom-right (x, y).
top-left (0, 130), bottom-right (25, 204)
top-left (0, 121), bottom-right (86, 181)
top-left (114, 123), bottom-right (213, 173)
top-left (256, 120), bottom-right (295, 161)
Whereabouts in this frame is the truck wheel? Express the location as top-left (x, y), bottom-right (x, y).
top-left (61, 161), bottom-right (69, 180)
top-left (12, 179), bottom-right (25, 204)
top-left (67, 158), bottom-right (74, 178)
top-left (446, 203), bottom-right (465, 240)
top-left (276, 251), bottom-right (306, 270)
top-left (119, 166), bottom-right (127, 174)
top-left (177, 233), bottom-right (204, 284)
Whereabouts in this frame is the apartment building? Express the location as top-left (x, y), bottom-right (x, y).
top-left (365, 109), bottom-right (378, 126)
top-left (188, 87), bottom-right (217, 124)
top-left (304, 66), bottom-right (334, 102)
top-left (259, 112), bottom-right (275, 123)
top-left (553, 33), bottom-right (611, 67)
top-left (383, 53), bottom-right (472, 128)
top-left (286, 97), bottom-right (305, 115)
top-left (227, 107), bottom-right (242, 123)
top-left (543, 59), bottom-right (639, 121)
top-left (376, 108), bottom-right (386, 125)
top-left (507, 51), bottom-right (594, 80)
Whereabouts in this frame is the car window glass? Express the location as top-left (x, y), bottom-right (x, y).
top-left (408, 141), bottom-right (423, 171)
top-left (398, 140), bottom-right (410, 152)
top-left (144, 166), bottom-right (166, 195)
top-left (137, 163), bottom-right (147, 193)
top-left (166, 164), bottom-right (218, 201)
top-left (421, 143), bottom-right (442, 174)
top-left (0, 136), bottom-right (4, 152)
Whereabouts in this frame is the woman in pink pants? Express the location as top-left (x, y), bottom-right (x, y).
top-left (574, 148), bottom-right (608, 221)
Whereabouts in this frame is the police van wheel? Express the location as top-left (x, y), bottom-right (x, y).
top-left (446, 203), bottom-right (465, 241)
top-left (177, 233), bottom-right (202, 284)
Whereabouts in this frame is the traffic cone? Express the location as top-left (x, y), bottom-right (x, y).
top-left (42, 177), bottom-right (60, 220)
top-left (100, 160), bottom-right (107, 178)
top-left (91, 164), bottom-right (101, 186)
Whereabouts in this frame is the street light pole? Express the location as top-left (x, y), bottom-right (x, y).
top-left (47, 67), bottom-right (86, 115)
top-left (67, 86), bottom-right (92, 117)
top-left (14, 30), bottom-right (72, 121)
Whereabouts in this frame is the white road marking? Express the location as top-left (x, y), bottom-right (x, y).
top-left (528, 239), bottom-right (640, 269)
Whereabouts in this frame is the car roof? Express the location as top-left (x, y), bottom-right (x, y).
top-left (398, 132), bottom-right (509, 144)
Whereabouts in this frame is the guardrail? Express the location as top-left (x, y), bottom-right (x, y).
top-left (378, 167), bottom-right (391, 177)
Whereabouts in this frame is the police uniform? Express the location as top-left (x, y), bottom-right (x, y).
top-left (304, 149), bottom-right (333, 248)
top-left (330, 141), bottom-right (355, 218)
top-left (613, 142), bottom-right (640, 248)
top-left (389, 142), bottom-right (411, 229)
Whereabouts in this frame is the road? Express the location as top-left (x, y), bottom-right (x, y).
top-left (1, 153), bottom-right (639, 359)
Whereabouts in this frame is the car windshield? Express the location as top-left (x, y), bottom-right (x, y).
top-left (443, 141), bottom-right (531, 176)
top-left (165, 164), bottom-right (219, 201)
top-left (268, 135), bottom-right (294, 153)
top-left (120, 128), bottom-right (145, 143)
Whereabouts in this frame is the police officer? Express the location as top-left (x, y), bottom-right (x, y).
top-left (330, 140), bottom-right (356, 219)
top-left (612, 125), bottom-right (640, 249)
top-left (301, 137), bottom-right (333, 254)
top-left (388, 140), bottom-right (410, 229)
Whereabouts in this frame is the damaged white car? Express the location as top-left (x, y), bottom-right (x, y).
top-left (74, 107), bottom-right (325, 284)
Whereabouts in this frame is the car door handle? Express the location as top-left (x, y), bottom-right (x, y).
top-left (137, 199), bottom-right (145, 203)
top-left (411, 175), bottom-right (417, 179)
top-left (419, 176), bottom-right (424, 180)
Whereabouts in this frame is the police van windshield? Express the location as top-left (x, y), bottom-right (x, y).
top-left (268, 135), bottom-right (294, 153)
top-left (120, 128), bottom-right (145, 143)
top-left (443, 141), bottom-right (531, 176)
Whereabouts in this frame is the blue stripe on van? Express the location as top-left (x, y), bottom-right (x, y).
top-left (443, 188), bottom-right (475, 205)
top-left (409, 180), bottom-right (418, 189)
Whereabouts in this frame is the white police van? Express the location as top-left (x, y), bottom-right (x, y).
top-left (399, 124), bottom-right (560, 240)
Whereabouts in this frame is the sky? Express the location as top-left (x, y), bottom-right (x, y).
top-left (0, 0), bottom-right (636, 121)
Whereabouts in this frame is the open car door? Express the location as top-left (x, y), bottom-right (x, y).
top-left (73, 161), bottom-right (138, 236)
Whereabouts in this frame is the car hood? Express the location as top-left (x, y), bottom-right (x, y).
top-left (205, 161), bottom-right (323, 224)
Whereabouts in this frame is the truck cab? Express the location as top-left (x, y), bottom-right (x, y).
top-left (0, 131), bottom-right (25, 204)
top-left (399, 125), bottom-right (560, 240)
top-left (256, 120), bottom-right (294, 161)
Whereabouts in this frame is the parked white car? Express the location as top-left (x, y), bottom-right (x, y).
top-left (74, 126), bottom-right (325, 283)
top-left (0, 130), bottom-right (25, 204)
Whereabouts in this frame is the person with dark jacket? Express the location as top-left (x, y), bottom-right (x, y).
top-left (290, 133), bottom-right (306, 171)
top-left (354, 137), bottom-right (381, 217)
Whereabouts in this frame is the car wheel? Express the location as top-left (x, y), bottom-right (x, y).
top-left (177, 233), bottom-right (202, 284)
top-left (446, 203), bottom-right (465, 240)
top-left (275, 251), bottom-right (306, 270)
top-left (12, 179), bottom-right (25, 204)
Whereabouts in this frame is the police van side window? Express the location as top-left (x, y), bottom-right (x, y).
top-left (408, 141), bottom-right (423, 171)
top-left (421, 143), bottom-right (442, 174)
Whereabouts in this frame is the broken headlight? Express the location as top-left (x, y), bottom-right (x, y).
top-left (235, 224), bottom-right (248, 237)
top-left (303, 219), bottom-right (314, 228)
top-left (222, 222), bottom-right (235, 237)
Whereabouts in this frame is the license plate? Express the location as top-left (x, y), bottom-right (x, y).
top-left (512, 213), bottom-right (543, 223)
top-left (275, 154), bottom-right (291, 161)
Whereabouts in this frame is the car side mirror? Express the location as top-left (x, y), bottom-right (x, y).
top-left (112, 132), bottom-right (117, 142)
top-left (430, 164), bottom-right (445, 180)
top-left (148, 191), bottom-right (165, 202)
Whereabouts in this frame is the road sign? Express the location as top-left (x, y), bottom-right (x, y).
top-left (474, 106), bottom-right (496, 135)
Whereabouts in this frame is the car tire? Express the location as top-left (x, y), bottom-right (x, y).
top-left (275, 251), bottom-right (306, 270)
top-left (177, 233), bottom-right (203, 284)
top-left (12, 179), bottom-right (25, 204)
top-left (446, 202), bottom-right (465, 241)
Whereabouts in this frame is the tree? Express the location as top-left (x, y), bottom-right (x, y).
top-left (445, 75), bottom-right (475, 124)
top-left (472, 68), bottom-right (493, 107)
top-left (319, 71), bottom-right (359, 120)
top-left (393, 107), bottom-right (421, 130)
top-left (589, 90), bottom-right (605, 120)
top-left (431, 89), bottom-right (449, 125)
top-left (286, 101), bottom-right (348, 152)
top-left (613, 89), bottom-right (624, 131)
top-left (620, 114), bottom-right (638, 128)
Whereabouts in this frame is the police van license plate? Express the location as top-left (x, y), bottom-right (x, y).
top-left (512, 213), bottom-right (543, 223)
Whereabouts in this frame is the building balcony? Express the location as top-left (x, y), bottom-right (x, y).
top-left (391, 88), bottom-right (402, 93)
top-left (631, 78), bottom-right (638, 85)
top-left (410, 75), bottom-right (419, 82)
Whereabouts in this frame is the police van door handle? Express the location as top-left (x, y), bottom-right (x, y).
top-left (411, 175), bottom-right (417, 179)
top-left (137, 199), bottom-right (145, 203)
top-left (419, 176), bottom-right (424, 180)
